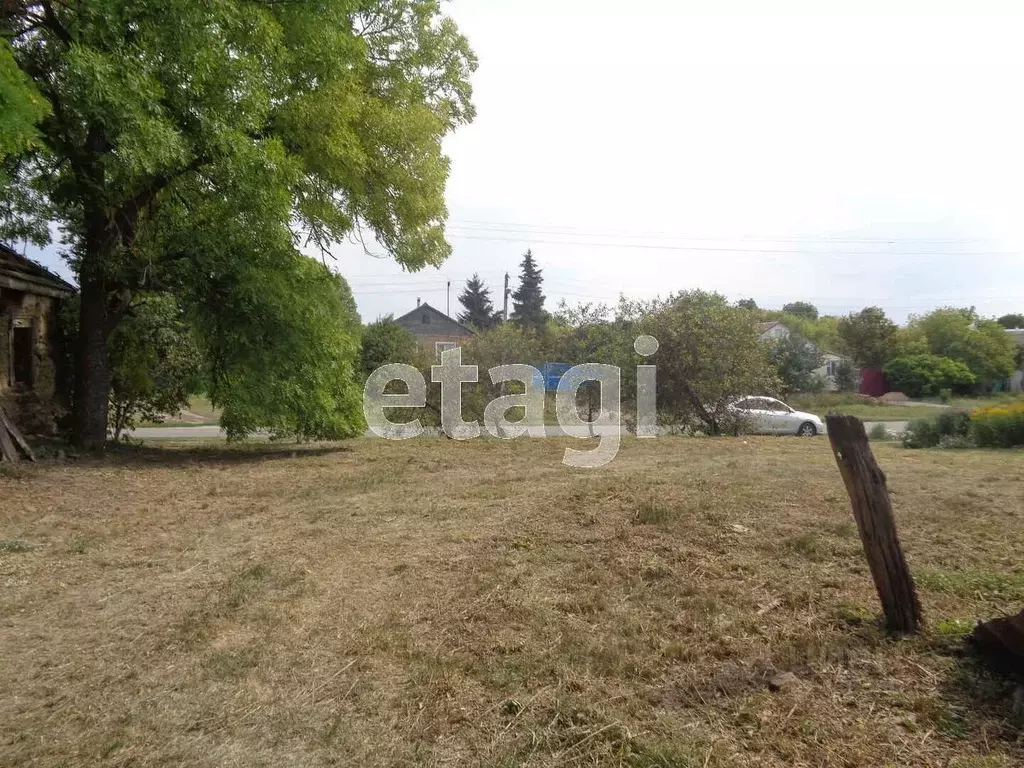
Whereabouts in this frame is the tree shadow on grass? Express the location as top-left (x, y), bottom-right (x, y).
top-left (933, 635), bottom-right (1024, 752)
top-left (82, 439), bottom-right (355, 469)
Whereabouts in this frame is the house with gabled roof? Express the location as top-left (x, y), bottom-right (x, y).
top-left (756, 320), bottom-right (853, 392)
top-left (395, 299), bottom-right (475, 358)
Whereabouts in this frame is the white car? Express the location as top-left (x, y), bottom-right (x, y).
top-left (727, 396), bottom-right (826, 436)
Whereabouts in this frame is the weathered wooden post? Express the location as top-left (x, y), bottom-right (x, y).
top-left (826, 414), bottom-right (921, 634)
top-left (0, 406), bottom-right (35, 463)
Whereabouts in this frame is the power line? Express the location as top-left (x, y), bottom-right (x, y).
top-left (446, 218), bottom-right (1003, 245)
top-left (444, 231), bottom-right (1021, 256)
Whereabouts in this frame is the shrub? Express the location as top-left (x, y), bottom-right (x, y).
top-left (883, 355), bottom-right (975, 398)
top-left (902, 418), bottom-right (939, 448)
top-left (868, 423), bottom-right (890, 441)
top-left (938, 388), bottom-right (952, 403)
top-left (902, 410), bottom-right (971, 449)
top-left (971, 402), bottom-right (1024, 448)
top-left (934, 409), bottom-right (972, 438)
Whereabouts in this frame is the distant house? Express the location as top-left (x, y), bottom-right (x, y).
top-left (756, 321), bottom-right (852, 391)
top-left (0, 244), bottom-right (76, 433)
top-left (1006, 327), bottom-right (1024, 392)
top-left (395, 300), bottom-right (475, 358)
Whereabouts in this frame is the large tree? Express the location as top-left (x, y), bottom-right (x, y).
top-left (1, 1), bottom-right (476, 447)
top-left (511, 249), bottom-right (546, 330)
top-left (997, 313), bottom-right (1024, 329)
top-left (908, 307), bottom-right (1016, 390)
top-left (626, 291), bottom-right (780, 435)
top-left (837, 307), bottom-right (897, 368)
top-left (457, 273), bottom-right (496, 330)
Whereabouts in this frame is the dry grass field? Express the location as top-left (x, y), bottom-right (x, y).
top-left (2, 436), bottom-right (1023, 767)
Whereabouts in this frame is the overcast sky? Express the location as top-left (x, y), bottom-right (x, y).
top-left (25, 0), bottom-right (1024, 324)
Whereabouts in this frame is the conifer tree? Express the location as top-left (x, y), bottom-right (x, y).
top-left (457, 274), bottom-right (496, 329)
top-left (511, 250), bottom-right (546, 330)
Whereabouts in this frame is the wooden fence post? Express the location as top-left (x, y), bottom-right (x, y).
top-left (826, 414), bottom-right (921, 634)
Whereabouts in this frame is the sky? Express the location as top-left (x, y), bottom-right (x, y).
top-left (23, 0), bottom-right (1024, 324)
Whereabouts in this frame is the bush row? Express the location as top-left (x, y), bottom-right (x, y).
top-left (971, 401), bottom-right (1024, 448)
top-left (902, 403), bottom-right (1024, 449)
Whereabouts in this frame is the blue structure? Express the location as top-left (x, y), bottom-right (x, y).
top-left (529, 363), bottom-right (572, 392)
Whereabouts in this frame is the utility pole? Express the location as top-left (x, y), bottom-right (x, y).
top-left (447, 281), bottom-right (451, 317)
top-left (503, 272), bottom-right (510, 322)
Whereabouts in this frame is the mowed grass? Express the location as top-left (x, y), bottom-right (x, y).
top-left (788, 394), bottom-right (948, 421)
top-left (789, 393), bottom-right (1024, 423)
top-left (2, 437), bottom-right (1023, 767)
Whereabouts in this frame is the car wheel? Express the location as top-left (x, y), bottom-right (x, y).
top-left (797, 421), bottom-right (817, 437)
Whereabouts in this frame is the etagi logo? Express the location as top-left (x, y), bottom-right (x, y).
top-left (363, 335), bottom-right (660, 468)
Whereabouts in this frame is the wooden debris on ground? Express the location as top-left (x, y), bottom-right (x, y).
top-left (972, 609), bottom-right (1024, 679)
top-left (0, 406), bottom-right (35, 462)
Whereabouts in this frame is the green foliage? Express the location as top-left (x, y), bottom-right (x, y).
top-left (756, 310), bottom-right (841, 353)
top-left (629, 290), bottom-right (780, 434)
top-left (196, 258), bottom-right (366, 441)
top-left (736, 298), bottom-right (758, 311)
top-left (768, 332), bottom-right (824, 395)
top-left (781, 301), bottom-right (818, 321)
top-left (883, 355), bottom-right (975, 398)
top-left (996, 313), bottom-right (1024, 329)
top-left (359, 316), bottom-right (421, 380)
top-left (1, 0), bottom-right (477, 444)
top-left (457, 273), bottom-right (498, 330)
top-left (108, 294), bottom-right (203, 440)
top-left (458, 323), bottom-right (540, 424)
top-left (0, 41), bottom-right (53, 245)
top-left (511, 250), bottom-right (546, 331)
top-left (0, 41), bottom-right (50, 162)
top-left (837, 307), bottom-right (896, 368)
top-left (938, 387), bottom-right (952, 404)
top-left (908, 308), bottom-right (1017, 389)
top-left (548, 302), bottom-right (637, 425)
top-left (902, 410), bottom-right (972, 449)
top-left (833, 360), bottom-right (858, 393)
top-left (971, 401), bottom-right (1024, 448)
top-left (868, 423), bottom-right (891, 441)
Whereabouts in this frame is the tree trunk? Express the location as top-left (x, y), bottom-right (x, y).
top-left (72, 265), bottom-right (113, 449)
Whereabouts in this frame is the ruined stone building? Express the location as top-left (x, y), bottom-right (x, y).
top-left (0, 244), bottom-right (76, 433)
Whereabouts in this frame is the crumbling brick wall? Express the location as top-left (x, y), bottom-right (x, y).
top-left (0, 289), bottom-right (66, 435)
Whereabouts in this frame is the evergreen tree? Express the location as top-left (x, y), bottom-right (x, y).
top-left (457, 274), bottom-right (496, 329)
top-left (511, 250), bottom-right (546, 330)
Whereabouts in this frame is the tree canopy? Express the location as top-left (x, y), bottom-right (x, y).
top-left (907, 307), bottom-right (1016, 389)
top-left (359, 315), bottom-right (422, 380)
top-left (628, 291), bottom-right (779, 434)
top-left (997, 313), bottom-right (1024, 330)
top-left (781, 301), bottom-right (818, 321)
top-left (837, 307), bottom-right (896, 368)
top-left (1, 0), bottom-right (476, 446)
